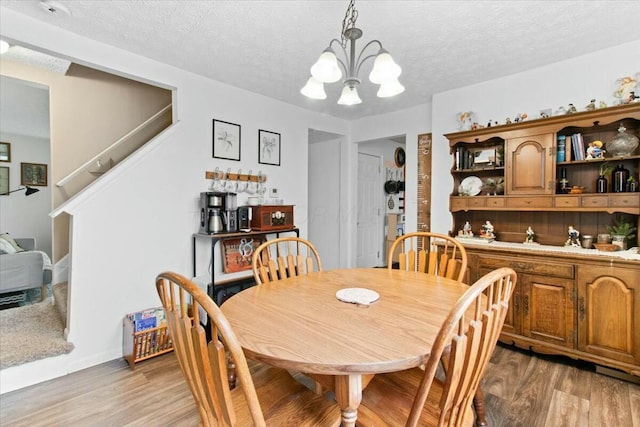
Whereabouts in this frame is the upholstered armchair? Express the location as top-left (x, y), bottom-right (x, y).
top-left (0, 237), bottom-right (52, 302)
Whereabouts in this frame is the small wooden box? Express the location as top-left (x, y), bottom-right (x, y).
top-left (250, 205), bottom-right (295, 231)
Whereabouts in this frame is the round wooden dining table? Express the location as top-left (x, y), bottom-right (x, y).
top-left (221, 268), bottom-right (474, 427)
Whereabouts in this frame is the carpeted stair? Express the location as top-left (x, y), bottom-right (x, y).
top-left (52, 282), bottom-right (68, 327)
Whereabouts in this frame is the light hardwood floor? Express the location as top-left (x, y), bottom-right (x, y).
top-left (1, 343), bottom-right (638, 426)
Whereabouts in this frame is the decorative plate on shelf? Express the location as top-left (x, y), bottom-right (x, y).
top-left (459, 176), bottom-right (483, 196)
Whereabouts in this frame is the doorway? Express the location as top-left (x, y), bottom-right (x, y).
top-left (356, 135), bottom-right (406, 267)
top-left (0, 76), bottom-right (52, 261)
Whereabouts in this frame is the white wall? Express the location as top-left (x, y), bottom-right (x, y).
top-left (0, 7), bottom-right (349, 393)
top-left (0, 132), bottom-right (51, 257)
top-left (308, 138), bottom-right (342, 270)
top-left (430, 40), bottom-right (640, 235)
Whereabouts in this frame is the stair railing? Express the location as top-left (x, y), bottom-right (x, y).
top-left (56, 104), bottom-right (172, 188)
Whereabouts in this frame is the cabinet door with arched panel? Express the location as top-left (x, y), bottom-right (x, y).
top-left (506, 133), bottom-right (555, 195)
top-left (577, 265), bottom-right (640, 366)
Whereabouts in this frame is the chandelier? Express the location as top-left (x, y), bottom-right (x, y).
top-left (300, 0), bottom-right (404, 105)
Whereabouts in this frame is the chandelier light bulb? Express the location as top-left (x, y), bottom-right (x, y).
top-left (377, 78), bottom-right (405, 98)
top-left (300, 76), bottom-right (327, 99)
top-left (337, 85), bottom-right (362, 105)
top-left (310, 48), bottom-right (342, 83)
top-left (0, 40), bottom-right (9, 55)
top-left (369, 49), bottom-right (402, 84)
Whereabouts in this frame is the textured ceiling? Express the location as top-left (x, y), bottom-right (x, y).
top-left (1, 1), bottom-right (640, 120)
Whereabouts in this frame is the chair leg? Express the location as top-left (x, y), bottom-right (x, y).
top-left (473, 387), bottom-right (487, 426)
top-left (41, 285), bottom-right (47, 301)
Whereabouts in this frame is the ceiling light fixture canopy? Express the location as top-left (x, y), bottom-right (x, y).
top-left (301, 0), bottom-right (404, 106)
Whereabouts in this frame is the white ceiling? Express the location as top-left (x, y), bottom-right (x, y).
top-left (2, 0), bottom-right (640, 121)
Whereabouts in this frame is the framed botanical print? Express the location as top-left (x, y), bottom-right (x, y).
top-left (0, 166), bottom-right (9, 195)
top-left (0, 142), bottom-right (10, 162)
top-left (212, 119), bottom-right (241, 161)
top-left (258, 129), bottom-right (281, 166)
top-left (21, 162), bottom-right (48, 186)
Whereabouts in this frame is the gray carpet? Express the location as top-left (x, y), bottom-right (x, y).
top-left (0, 298), bottom-right (74, 369)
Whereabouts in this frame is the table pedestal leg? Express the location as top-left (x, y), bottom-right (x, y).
top-left (334, 374), bottom-right (362, 427)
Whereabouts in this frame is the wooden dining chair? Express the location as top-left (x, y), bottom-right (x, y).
top-left (388, 232), bottom-right (468, 282)
top-left (252, 237), bottom-right (322, 285)
top-left (357, 267), bottom-right (517, 427)
top-left (155, 271), bottom-right (341, 427)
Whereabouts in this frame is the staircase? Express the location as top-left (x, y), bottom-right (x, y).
top-left (52, 282), bottom-right (68, 327)
top-left (55, 104), bottom-right (172, 196)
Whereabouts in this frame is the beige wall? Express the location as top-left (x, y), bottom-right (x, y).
top-left (0, 59), bottom-right (171, 262)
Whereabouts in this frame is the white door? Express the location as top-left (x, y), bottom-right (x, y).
top-left (357, 153), bottom-right (382, 267)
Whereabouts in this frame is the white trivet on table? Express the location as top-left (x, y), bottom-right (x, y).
top-left (336, 288), bottom-right (380, 306)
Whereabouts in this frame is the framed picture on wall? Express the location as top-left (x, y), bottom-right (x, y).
top-left (0, 166), bottom-right (9, 195)
top-left (21, 162), bottom-right (48, 186)
top-left (258, 129), bottom-right (281, 166)
top-left (0, 142), bottom-right (10, 162)
top-left (212, 119), bottom-right (241, 161)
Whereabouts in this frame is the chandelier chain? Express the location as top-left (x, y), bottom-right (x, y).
top-left (340, 0), bottom-right (358, 48)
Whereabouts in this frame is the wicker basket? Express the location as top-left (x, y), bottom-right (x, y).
top-left (123, 314), bottom-right (173, 369)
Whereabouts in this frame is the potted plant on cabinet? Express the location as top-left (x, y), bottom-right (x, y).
top-left (606, 215), bottom-right (637, 250)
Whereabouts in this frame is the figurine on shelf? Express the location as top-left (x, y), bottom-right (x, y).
top-left (565, 225), bottom-right (580, 247)
top-left (555, 106), bottom-right (567, 116)
top-left (457, 111), bottom-right (475, 130)
top-left (586, 140), bottom-right (605, 159)
top-left (463, 221), bottom-right (473, 236)
top-left (505, 117), bottom-right (512, 125)
top-left (598, 101), bottom-right (608, 109)
top-left (628, 91), bottom-right (640, 103)
top-left (567, 103), bottom-right (577, 114)
top-left (524, 227), bottom-right (536, 244)
top-left (481, 221), bottom-right (495, 239)
top-left (585, 99), bottom-right (596, 111)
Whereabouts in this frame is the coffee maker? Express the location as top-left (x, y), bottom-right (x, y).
top-left (199, 192), bottom-right (239, 234)
top-left (199, 192), bottom-right (225, 234)
top-left (222, 192), bottom-right (238, 232)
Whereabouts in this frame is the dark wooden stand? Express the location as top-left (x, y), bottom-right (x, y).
top-left (192, 227), bottom-right (299, 304)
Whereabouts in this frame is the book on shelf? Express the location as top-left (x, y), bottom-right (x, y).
top-left (565, 135), bottom-right (572, 161)
top-left (557, 135), bottom-right (566, 162)
top-left (571, 133), bottom-right (585, 160)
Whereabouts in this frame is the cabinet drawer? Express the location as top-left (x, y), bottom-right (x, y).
top-left (608, 194), bottom-right (640, 208)
top-left (506, 197), bottom-right (553, 208)
top-left (581, 196), bottom-right (608, 208)
top-left (479, 256), bottom-right (574, 279)
top-left (450, 197), bottom-right (467, 211)
top-left (468, 198), bottom-right (486, 208)
top-left (555, 196), bottom-right (580, 208)
top-left (486, 197), bottom-right (505, 208)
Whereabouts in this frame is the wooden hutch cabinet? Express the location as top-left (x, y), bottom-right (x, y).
top-left (445, 103), bottom-right (640, 377)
